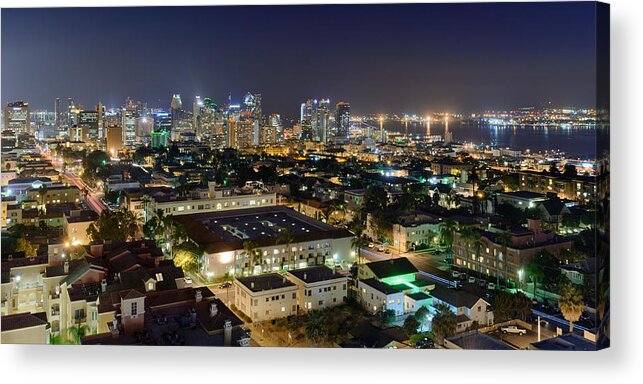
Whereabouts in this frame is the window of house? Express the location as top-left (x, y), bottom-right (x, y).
top-left (292, 293), bottom-right (296, 299)
top-left (131, 302), bottom-right (137, 316)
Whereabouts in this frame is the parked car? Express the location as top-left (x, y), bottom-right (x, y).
top-left (368, 243), bottom-right (374, 248)
top-left (501, 325), bottom-right (527, 335)
top-left (452, 271), bottom-right (460, 278)
top-left (376, 247), bottom-right (385, 252)
top-left (478, 279), bottom-right (486, 287)
top-left (184, 276), bottom-right (193, 285)
top-left (414, 337), bottom-right (435, 349)
top-left (468, 276), bottom-right (476, 284)
top-left (218, 281), bottom-right (232, 289)
top-left (487, 282), bottom-right (496, 290)
top-left (384, 249), bottom-right (391, 254)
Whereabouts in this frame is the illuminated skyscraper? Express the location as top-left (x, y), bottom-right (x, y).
top-left (170, 94), bottom-right (183, 130)
top-left (193, 95), bottom-right (204, 135)
top-left (54, 97), bottom-right (62, 133)
top-left (300, 98), bottom-right (330, 142)
top-left (122, 98), bottom-right (137, 145)
top-left (335, 102), bottom-right (350, 141)
top-left (152, 112), bottom-right (172, 148)
top-left (67, 98), bottom-right (77, 128)
top-left (4, 101), bottom-right (30, 135)
top-left (242, 92), bottom-right (262, 146)
top-left (78, 110), bottom-right (100, 141)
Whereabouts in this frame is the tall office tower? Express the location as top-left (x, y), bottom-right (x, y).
top-left (170, 94), bottom-right (183, 130)
top-left (233, 120), bottom-right (255, 149)
top-left (67, 98), bottom-right (77, 128)
top-left (335, 102), bottom-right (350, 141)
top-left (300, 98), bottom-right (330, 142)
top-left (78, 110), bottom-right (100, 142)
top-left (152, 111), bottom-right (172, 148)
top-left (96, 102), bottom-right (105, 139)
top-left (4, 101), bottom-right (30, 135)
top-left (193, 95), bottom-right (204, 136)
top-left (104, 109), bottom-right (120, 128)
top-left (317, 99), bottom-right (330, 143)
top-left (106, 125), bottom-right (123, 157)
top-left (242, 92), bottom-right (262, 146)
top-left (135, 115), bottom-right (153, 140)
top-left (300, 99), bottom-right (315, 140)
top-left (122, 98), bottom-right (137, 145)
top-left (268, 113), bottom-right (283, 142)
top-left (54, 98), bottom-right (62, 132)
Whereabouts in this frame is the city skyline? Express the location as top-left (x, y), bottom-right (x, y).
top-left (2, 3), bottom-right (599, 114)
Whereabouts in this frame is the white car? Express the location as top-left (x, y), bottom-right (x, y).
top-left (184, 277), bottom-right (193, 285)
top-left (500, 326), bottom-right (527, 335)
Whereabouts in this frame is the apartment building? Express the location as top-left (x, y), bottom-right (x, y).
top-left (177, 205), bottom-right (354, 279)
top-left (453, 219), bottom-right (573, 287)
top-left (285, 265), bottom-right (349, 311)
top-left (234, 274), bottom-right (298, 322)
top-left (518, 170), bottom-right (597, 203)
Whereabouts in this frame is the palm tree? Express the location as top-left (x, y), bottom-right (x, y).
top-left (305, 310), bottom-right (326, 344)
top-left (121, 209), bottom-right (143, 241)
top-left (37, 185), bottom-right (48, 207)
top-left (431, 303), bottom-right (457, 345)
top-left (459, 226), bottom-right (481, 276)
top-left (351, 235), bottom-right (368, 271)
top-left (558, 283), bottom-right (584, 333)
top-left (243, 240), bottom-right (259, 275)
top-left (526, 257), bottom-right (544, 298)
top-left (439, 219), bottom-right (458, 255)
top-left (496, 231), bottom-right (512, 287)
top-left (276, 228), bottom-right (295, 270)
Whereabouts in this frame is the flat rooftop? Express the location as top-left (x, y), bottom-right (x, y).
top-left (175, 206), bottom-right (353, 254)
top-left (287, 265), bottom-right (346, 284)
top-left (236, 273), bottom-right (296, 293)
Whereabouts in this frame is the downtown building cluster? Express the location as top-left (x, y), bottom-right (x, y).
top-left (0, 96), bottom-right (608, 350)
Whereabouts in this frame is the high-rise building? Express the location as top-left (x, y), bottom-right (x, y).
top-left (152, 112), bottom-right (172, 148)
top-left (54, 98), bottom-right (62, 133)
top-left (122, 98), bottom-right (137, 145)
top-left (264, 113), bottom-right (283, 144)
top-left (193, 95), bottom-right (203, 134)
top-left (317, 99), bottom-right (330, 143)
top-left (232, 120), bottom-right (255, 149)
top-left (78, 110), bottom-right (100, 142)
top-left (4, 101), bottom-right (30, 135)
top-left (135, 115), bottom-right (153, 140)
top-left (170, 94), bottom-right (183, 131)
top-left (96, 102), bottom-right (105, 139)
top-left (241, 92), bottom-right (262, 147)
top-left (300, 99), bottom-right (330, 142)
top-left (335, 102), bottom-right (350, 141)
top-left (106, 125), bottom-right (123, 157)
top-left (67, 98), bottom-right (77, 129)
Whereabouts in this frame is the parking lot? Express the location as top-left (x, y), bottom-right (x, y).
top-left (488, 326), bottom-right (554, 349)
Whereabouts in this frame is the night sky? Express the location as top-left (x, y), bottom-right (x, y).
top-left (2, 2), bottom-right (598, 115)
